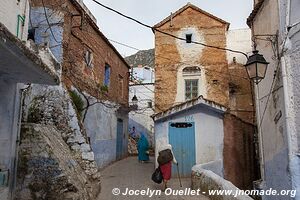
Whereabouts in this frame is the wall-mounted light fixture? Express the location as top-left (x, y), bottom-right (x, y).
top-left (244, 50), bottom-right (269, 84)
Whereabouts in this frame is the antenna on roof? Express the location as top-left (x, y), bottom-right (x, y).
top-left (170, 12), bottom-right (173, 27)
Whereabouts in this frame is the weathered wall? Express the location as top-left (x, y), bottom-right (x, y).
top-left (30, 0), bottom-right (129, 106)
top-left (29, 0), bottom-right (130, 169)
top-left (17, 84), bottom-right (101, 199)
top-left (251, 0), bottom-right (293, 199)
top-left (84, 97), bottom-right (128, 168)
top-left (155, 105), bottom-right (224, 172)
top-left (226, 29), bottom-right (254, 124)
top-left (0, 81), bottom-right (21, 200)
top-left (0, 0), bottom-right (29, 40)
top-left (155, 7), bottom-right (229, 112)
top-left (29, 7), bottom-right (64, 62)
top-left (223, 114), bottom-right (257, 190)
top-left (286, 0), bottom-right (300, 196)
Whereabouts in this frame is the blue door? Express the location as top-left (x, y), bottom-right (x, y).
top-left (116, 118), bottom-right (124, 160)
top-left (169, 122), bottom-right (196, 177)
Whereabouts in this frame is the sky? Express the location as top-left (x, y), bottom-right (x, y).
top-left (83, 0), bottom-right (253, 57)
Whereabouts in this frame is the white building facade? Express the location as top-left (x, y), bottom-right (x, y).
top-left (248, 0), bottom-right (300, 199)
top-left (129, 66), bottom-right (155, 146)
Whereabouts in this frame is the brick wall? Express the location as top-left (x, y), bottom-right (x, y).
top-left (223, 114), bottom-right (259, 190)
top-left (154, 7), bottom-right (229, 112)
top-left (30, 0), bottom-right (129, 106)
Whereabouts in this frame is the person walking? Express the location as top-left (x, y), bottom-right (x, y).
top-left (137, 133), bottom-right (150, 163)
top-left (157, 141), bottom-right (177, 191)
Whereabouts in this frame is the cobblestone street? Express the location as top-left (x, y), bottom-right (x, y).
top-left (97, 157), bottom-right (209, 200)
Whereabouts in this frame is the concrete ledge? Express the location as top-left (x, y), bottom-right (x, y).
top-left (0, 22), bottom-right (60, 85)
top-left (193, 160), bottom-right (224, 177)
top-left (191, 167), bottom-right (253, 200)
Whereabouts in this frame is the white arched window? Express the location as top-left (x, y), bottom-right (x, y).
top-left (183, 66), bottom-right (201, 100)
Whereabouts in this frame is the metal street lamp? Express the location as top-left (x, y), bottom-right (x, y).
top-left (244, 50), bottom-right (269, 84)
top-left (130, 95), bottom-right (138, 110)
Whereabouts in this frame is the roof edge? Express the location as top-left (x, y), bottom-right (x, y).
top-left (153, 3), bottom-right (230, 30)
top-left (152, 96), bottom-right (227, 121)
top-left (247, 0), bottom-right (265, 27)
top-left (70, 0), bottom-right (131, 69)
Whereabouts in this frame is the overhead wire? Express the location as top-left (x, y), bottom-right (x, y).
top-left (90, 0), bottom-right (249, 59)
top-left (41, 0), bottom-right (62, 44)
top-left (108, 39), bottom-right (250, 80)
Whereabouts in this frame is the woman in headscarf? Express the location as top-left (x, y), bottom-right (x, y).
top-left (157, 139), bottom-right (177, 191)
top-left (137, 133), bottom-right (149, 162)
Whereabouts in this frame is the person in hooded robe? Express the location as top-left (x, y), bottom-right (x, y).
top-left (137, 133), bottom-right (150, 163)
top-left (157, 139), bottom-right (177, 191)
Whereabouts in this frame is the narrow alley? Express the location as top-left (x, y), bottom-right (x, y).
top-left (98, 157), bottom-right (210, 200)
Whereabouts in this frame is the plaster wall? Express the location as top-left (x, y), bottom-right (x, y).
top-left (252, 0), bottom-right (292, 198)
top-left (280, 0), bottom-right (300, 197)
top-left (154, 105), bottom-right (224, 173)
top-left (0, 81), bottom-right (21, 199)
top-left (84, 99), bottom-right (128, 168)
top-left (29, 8), bottom-right (64, 63)
top-left (0, 0), bottom-right (29, 40)
top-left (226, 29), bottom-right (252, 65)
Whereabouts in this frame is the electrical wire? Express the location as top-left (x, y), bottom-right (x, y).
top-left (109, 38), bottom-right (250, 80)
top-left (90, 0), bottom-right (249, 59)
top-left (41, 0), bottom-right (61, 44)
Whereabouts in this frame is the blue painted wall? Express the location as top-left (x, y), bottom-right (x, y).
top-left (84, 100), bottom-right (128, 169)
top-left (30, 7), bottom-right (64, 63)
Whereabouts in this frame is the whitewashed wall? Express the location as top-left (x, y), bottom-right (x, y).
top-left (226, 28), bottom-right (252, 64)
top-left (129, 84), bottom-right (154, 146)
top-left (154, 105), bottom-right (224, 176)
top-left (0, 0), bottom-right (29, 40)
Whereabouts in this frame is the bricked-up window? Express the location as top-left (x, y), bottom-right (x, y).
top-left (186, 34), bottom-right (192, 43)
top-left (185, 79), bottom-right (198, 100)
top-left (104, 64), bottom-right (111, 87)
top-left (85, 50), bottom-right (93, 68)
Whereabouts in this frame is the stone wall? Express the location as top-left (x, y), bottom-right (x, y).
top-left (16, 84), bottom-right (101, 200)
top-left (15, 124), bottom-right (100, 200)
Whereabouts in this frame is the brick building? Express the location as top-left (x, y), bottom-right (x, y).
top-left (153, 3), bottom-right (258, 189)
top-left (29, 0), bottom-right (130, 168)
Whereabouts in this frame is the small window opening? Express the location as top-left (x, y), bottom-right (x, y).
top-left (186, 34), bottom-right (192, 43)
top-left (104, 64), bottom-right (111, 87)
top-left (85, 50), bottom-right (93, 68)
top-left (27, 28), bottom-right (36, 42)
